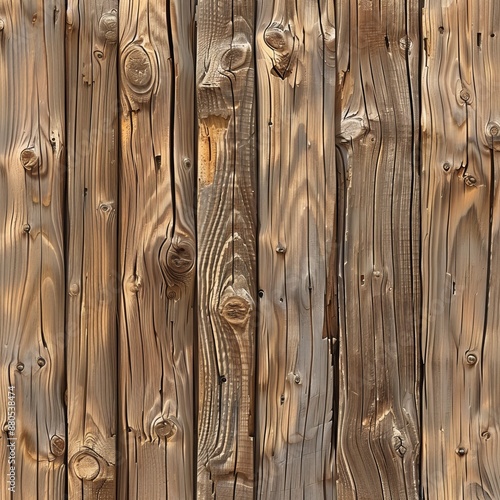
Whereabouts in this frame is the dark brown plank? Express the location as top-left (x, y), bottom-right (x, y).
top-left (196, 0), bottom-right (257, 497)
top-left (336, 1), bottom-right (421, 497)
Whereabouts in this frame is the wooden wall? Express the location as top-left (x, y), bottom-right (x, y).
top-left (0, 1), bottom-right (499, 499)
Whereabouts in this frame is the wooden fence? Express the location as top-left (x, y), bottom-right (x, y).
top-left (0, 0), bottom-right (499, 498)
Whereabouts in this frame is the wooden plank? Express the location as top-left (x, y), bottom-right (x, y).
top-left (422, 1), bottom-right (500, 497)
top-left (254, 0), bottom-right (336, 498)
top-left (118, 1), bottom-right (196, 498)
top-left (195, 0), bottom-right (257, 497)
top-left (65, 1), bottom-right (118, 497)
top-left (0, 1), bottom-right (67, 498)
top-left (335, 1), bottom-right (421, 498)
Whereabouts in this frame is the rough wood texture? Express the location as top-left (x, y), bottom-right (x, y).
top-left (336, 1), bottom-right (421, 498)
top-left (422, 1), bottom-right (500, 497)
top-left (0, 1), bottom-right (67, 498)
top-left (118, 1), bottom-right (196, 498)
top-left (66, 1), bottom-right (118, 498)
top-left (196, 0), bottom-right (257, 497)
top-left (255, 0), bottom-right (337, 498)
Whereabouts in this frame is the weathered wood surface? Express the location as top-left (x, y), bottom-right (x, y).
top-left (118, 1), bottom-right (196, 498)
top-left (255, 0), bottom-right (336, 498)
top-left (0, 1), bottom-right (67, 498)
top-left (422, 1), bottom-right (500, 498)
top-left (336, 0), bottom-right (421, 498)
top-left (66, 1), bottom-right (118, 497)
top-left (196, 0), bottom-right (257, 497)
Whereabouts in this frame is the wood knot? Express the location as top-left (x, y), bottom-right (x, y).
top-left (154, 418), bottom-right (177, 440)
top-left (72, 451), bottom-right (101, 481)
top-left (481, 430), bottom-right (491, 441)
top-left (124, 45), bottom-right (152, 88)
top-left (399, 36), bottom-right (413, 54)
top-left (459, 88), bottom-right (472, 103)
top-left (487, 122), bottom-right (500, 137)
top-left (220, 37), bottom-right (252, 71)
top-left (220, 295), bottom-right (252, 327)
top-left (128, 275), bottom-right (142, 294)
top-left (98, 201), bottom-right (114, 214)
top-left (20, 148), bottom-right (39, 172)
top-left (69, 283), bottom-right (80, 296)
top-left (264, 24), bottom-right (295, 79)
top-left (466, 352), bottom-right (478, 365)
top-left (166, 241), bottom-right (195, 276)
top-left (98, 10), bottom-right (118, 43)
top-left (121, 43), bottom-right (156, 111)
top-left (464, 175), bottom-right (477, 187)
top-left (50, 435), bottom-right (65, 457)
top-left (393, 435), bottom-right (407, 457)
top-left (0, 19), bottom-right (4, 31)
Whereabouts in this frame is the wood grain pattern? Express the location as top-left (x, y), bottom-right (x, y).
top-left (336, 0), bottom-right (421, 498)
top-left (66, 1), bottom-right (118, 497)
top-left (255, 0), bottom-right (337, 498)
top-left (422, 1), bottom-right (500, 497)
top-left (118, 1), bottom-right (196, 498)
top-left (0, 1), bottom-right (67, 498)
top-left (196, 0), bottom-right (257, 497)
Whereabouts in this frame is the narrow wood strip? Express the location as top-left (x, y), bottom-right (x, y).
top-left (196, 0), bottom-right (257, 497)
top-left (336, 0), bottom-right (421, 497)
top-left (255, 0), bottom-right (337, 498)
top-left (118, 1), bottom-right (196, 498)
top-left (422, 1), bottom-right (500, 497)
top-left (65, 1), bottom-right (119, 497)
top-left (0, 1), bottom-right (67, 497)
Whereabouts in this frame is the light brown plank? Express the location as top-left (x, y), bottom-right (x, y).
top-left (422, 1), bottom-right (500, 497)
top-left (118, 1), bottom-right (196, 498)
top-left (196, 0), bottom-right (257, 497)
top-left (335, 1), bottom-right (421, 498)
top-left (0, 1), bottom-right (66, 498)
top-left (255, 0), bottom-right (337, 498)
top-left (65, 1), bottom-right (118, 497)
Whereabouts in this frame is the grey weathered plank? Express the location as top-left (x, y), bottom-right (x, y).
top-left (195, 0), bottom-right (257, 497)
top-left (118, 1), bottom-right (196, 498)
top-left (0, 1), bottom-right (67, 498)
top-left (255, 0), bottom-right (337, 498)
top-left (422, 1), bottom-right (500, 497)
top-left (65, 1), bottom-right (118, 497)
top-left (336, 1), bottom-right (421, 498)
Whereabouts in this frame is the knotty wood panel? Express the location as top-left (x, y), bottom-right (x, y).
top-left (196, 0), bottom-right (257, 497)
top-left (66, 1), bottom-right (118, 497)
top-left (0, 1), bottom-right (67, 498)
top-left (118, 1), bottom-right (196, 498)
top-left (422, 2), bottom-right (500, 497)
top-left (255, 1), bottom-right (336, 498)
top-left (336, 1), bottom-right (421, 497)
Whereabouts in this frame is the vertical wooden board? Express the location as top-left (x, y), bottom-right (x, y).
top-left (196, 0), bottom-right (256, 497)
top-left (336, 0), bottom-right (421, 498)
top-left (422, 1), bottom-right (500, 497)
top-left (118, 1), bottom-right (196, 498)
top-left (0, 1), bottom-right (66, 498)
top-left (65, 1), bottom-right (118, 497)
top-left (255, 1), bottom-right (336, 498)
